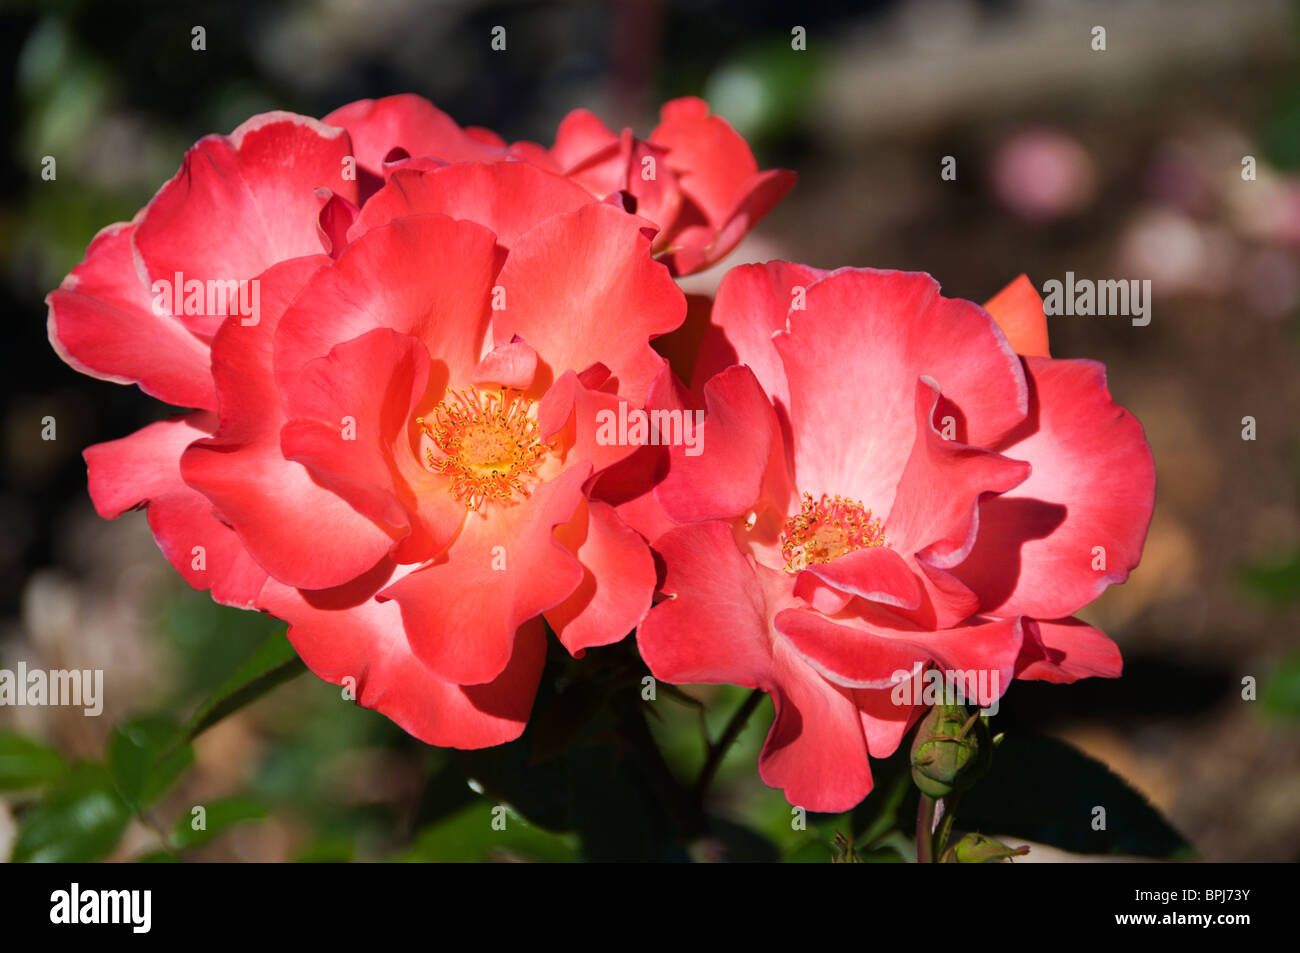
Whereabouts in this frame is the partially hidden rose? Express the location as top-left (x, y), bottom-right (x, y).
top-left (637, 265), bottom-right (1155, 812)
top-left (325, 94), bottom-right (796, 275)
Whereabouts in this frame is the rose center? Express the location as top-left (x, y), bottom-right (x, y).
top-left (779, 493), bottom-right (885, 573)
top-left (418, 387), bottom-right (549, 510)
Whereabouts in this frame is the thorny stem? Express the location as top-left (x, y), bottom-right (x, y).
top-left (694, 688), bottom-right (765, 804)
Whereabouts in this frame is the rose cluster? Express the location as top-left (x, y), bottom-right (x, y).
top-left (48, 95), bottom-right (1153, 811)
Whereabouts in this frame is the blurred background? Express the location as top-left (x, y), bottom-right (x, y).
top-left (1, 0), bottom-right (1298, 862)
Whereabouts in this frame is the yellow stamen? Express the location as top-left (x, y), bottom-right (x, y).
top-left (418, 387), bottom-right (548, 510)
top-left (780, 493), bottom-right (885, 573)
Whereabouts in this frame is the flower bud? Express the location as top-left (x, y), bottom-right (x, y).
top-left (909, 704), bottom-right (983, 798)
top-left (940, 832), bottom-right (1031, 863)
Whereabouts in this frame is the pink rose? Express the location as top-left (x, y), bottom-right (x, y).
top-left (51, 110), bottom-right (688, 748)
top-left (637, 266), bottom-right (1155, 811)
top-left (325, 94), bottom-right (795, 274)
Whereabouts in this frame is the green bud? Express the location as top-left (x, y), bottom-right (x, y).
top-left (909, 704), bottom-right (983, 797)
top-left (940, 832), bottom-right (1031, 863)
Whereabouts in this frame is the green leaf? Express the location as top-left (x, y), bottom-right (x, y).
top-left (169, 796), bottom-right (267, 851)
top-left (1264, 89), bottom-right (1300, 172)
top-left (1240, 550), bottom-right (1300, 607)
top-left (954, 733), bottom-right (1194, 859)
top-left (180, 629), bottom-right (306, 743)
top-left (399, 801), bottom-right (581, 863)
top-left (160, 591), bottom-right (285, 698)
top-left (1263, 651), bottom-right (1300, 717)
top-left (107, 715), bottom-right (193, 811)
top-left (784, 839), bottom-right (834, 863)
top-left (0, 732), bottom-right (67, 790)
top-left (12, 762), bottom-right (131, 862)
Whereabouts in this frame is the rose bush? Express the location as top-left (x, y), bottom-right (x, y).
top-left (46, 93), bottom-right (1155, 822)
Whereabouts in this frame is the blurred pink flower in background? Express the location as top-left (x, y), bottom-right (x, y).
top-left (992, 129), bottom-right (1096, 223)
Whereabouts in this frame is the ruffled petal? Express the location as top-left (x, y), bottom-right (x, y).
top-left (1016, 617), bottom-right (1123, 683)
top-left (637, 521), bottom-right (777, 687)
top-left (549, 112), bottom-right (684, 236)
top-left (260, 562), bottom-right (546, 749)
top-left (379, 464), bottom-right (590, 685)
top-left (856, 682), bottom-right (923, 760)
top-left (323, 94), bottom-right (508, 182)
top-left (273, 213), bottom-right (497, 398)
top-left (472, 339), bottom-right (539, 390)
top-left (280, 327), bottom-right (431, 531)
top-left (546, 499), bottom-right (655, 654)
top-left (86, 412), bottom-right (266, 608)
top-left (180, 257), bottom-right (395, 590)
top-left (550, 109), bottom-right (620, 168)
top-left (648, 98), bottom-right (797, 274)
top-left (47, 223), bottom-right (215, 410)
top-left (952, 357), bottom-right (1155, 619)
top-left (806, 546), bottom-right (922, 610)
top-left (774, 268), bottom-right (1028, 516)
top-left (758, 638), bottom-right (873, 813)
top-left (538, 369), bottom-right (641, 475)
top-left (134, 112), bottom-right (357, 338)
top-left (349, 163), bottom-right (595, 250)
top-left (695, 261), bottom-right (827, 405)
top-left (885, 378), bottom-right (1031, 565)
top-left (491, 203), bottom-right (685, 400)
top-left (655, 364), bottom-right (788, 523)
top-left (774, 608), bottom-right (1023, 698)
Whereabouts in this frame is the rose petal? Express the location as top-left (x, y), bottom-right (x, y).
top-left (47, 223), bottom-right (216, 410)
top-left (87, 412), bottom-right (266, 607)
top-left (379, 464), bottom-right (590, 685)
top-left (260, 561), bottom-right (546, 748)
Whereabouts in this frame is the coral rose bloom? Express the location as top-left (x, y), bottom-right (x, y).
top-left (49, 110), bottom-right (684, 747)
top-left (638, 265), bottom-right (1154, 811)
top-left (325, 94), bottom-right (795, 275)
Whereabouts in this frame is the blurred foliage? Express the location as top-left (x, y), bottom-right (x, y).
top-left (12, 762), bottom-right (131, 862)
top-left (1263, 651), bottom-right (1300, 717)
top-left (6, 584), bottom-right (1194, 862)
top-left (106, 714), bottom-right (192, 813)
top-left (401, 801), bottom-right (579, 863)
top-left (698, 35), bottom-right (821, 146)
top-left (1240, 550), bottom-right (1300, 608)
top-left (157, 594), bottom-right (286, 700)
top-left (0, 732), bottom-right (66, 790)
